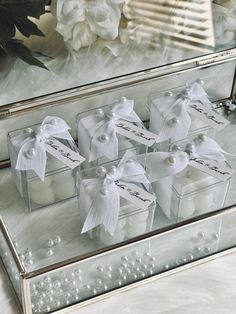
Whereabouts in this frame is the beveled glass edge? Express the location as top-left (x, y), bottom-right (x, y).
top-left (22, 203), bottom-right (236, 280)
top-left (1, 48), bottom-right (236, 118)
top-left (0, 216), bottom-right (26, 274)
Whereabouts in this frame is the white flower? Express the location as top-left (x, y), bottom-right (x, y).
top-left (54, 0), bottom-right (124, 52)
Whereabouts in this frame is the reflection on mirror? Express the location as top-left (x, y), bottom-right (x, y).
top-left (0, 0), bottom-right (235, 106)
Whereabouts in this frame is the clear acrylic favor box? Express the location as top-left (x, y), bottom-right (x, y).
top-left (147, 83), bottom-right (216, 151)
top-left (77, 100), bottom-right (148, 168)
top-left (154, 137), bottom-right (230, 221)
top-left (78, 161), bottom-right (156, 246)
top-left (8, 126), bottom-right (78, 211)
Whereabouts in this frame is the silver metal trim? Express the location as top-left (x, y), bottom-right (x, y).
top-left (0, 216), bottom-right (26, 273)
top-left (20, 277), bottom-right (32, 314)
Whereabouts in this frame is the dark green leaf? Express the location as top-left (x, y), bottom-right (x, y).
top-left (5, 39), bottom-right (48, 70)
top-left (0, 9), bottom-right (16, 42)
top-left (14, 15), bottom-right (44, 37)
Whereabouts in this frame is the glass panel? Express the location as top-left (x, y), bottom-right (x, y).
top-left (28, 213), bottom-right (223, 314)
top-left (0, 1), bottom-right (235, 106)
top-left (0, 224), bottom-right (21, 301)
top-left (0, 59), bottom-right (235, 162)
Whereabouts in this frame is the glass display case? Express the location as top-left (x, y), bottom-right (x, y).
top-left (0, 1), bottom-right (236, 314)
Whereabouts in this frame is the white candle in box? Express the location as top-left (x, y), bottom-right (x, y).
top-left (51, 170), bottom-right (74, 183)
top-left (127, 210), bottom-right (149, 224)
top-left (53, 176), bottom-right (75, 200)
top-left (29, 177), bottom-right (52, 191)
top-left (78, 115), bottom-right (135, 161)
top-left (125, 221), bottom-right (147, 238)
top-left (29, 187), bottom-right (55, 205)
top-left (100, 226), bottom-right (125, 245)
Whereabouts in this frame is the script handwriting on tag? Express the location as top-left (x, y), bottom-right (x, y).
top-left (188, 102), bottom-right (229, 131)
top-left (115, 180), bottom-right (156, 210)
top-left (115, 120), bottom-right (158, 147)
top-left (44, 138), bottom-right (85, 169)
top-left (189, 158), bottom-right (234, 181)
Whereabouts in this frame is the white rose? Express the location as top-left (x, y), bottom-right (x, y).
top-left (86, 0), bottom-right (123, 40)
top-left (54, 0), bottom-right (124, 51)
top-left (66, 22), bottom-right (97, 51)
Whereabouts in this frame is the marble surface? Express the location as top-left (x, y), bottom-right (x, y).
top-left (1, 251), bottom-right (236, 314)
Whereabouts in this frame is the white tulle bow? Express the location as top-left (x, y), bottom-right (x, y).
top-left (151, 80), bottom-right (212, 143)
top-left (87, 98), bottom-right (142, 161)
top-left (15, 116), bottom-right (73, 181)
top-left (137, 136), bottom-right (228, 182)
top-left (81, 150), bottom-right (149, 235)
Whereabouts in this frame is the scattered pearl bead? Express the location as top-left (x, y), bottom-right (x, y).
top-left (46, 248), bottom-right (54, 257)
top-left (195, 246), bottom-right (201, 253)
top-left (197, 231), bottom-right (205, 239)
top-left (212, 233), bottom-right (219, 241)
top-left (121, 256), bottom-right (129, 262)
top-left (131, 250), bottom-right (139, 257)
top-left (47, 239), bottom-right (54, 248)
top-left (97, 266), bottom-right (104, 273)
top-left (54, 236), bottom-right (62, 244)
top-left (204, 247), bottom-right (211, 254)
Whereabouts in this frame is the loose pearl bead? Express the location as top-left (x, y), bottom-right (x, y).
top-left (164, 264), bottom-right (169, 270)
top-left (54, 236), bottom-right (61, 244)
top-left (121, 256), bottom-right (129, 262)
top-left (122, 274), bottom-right (127, 281)
top-left (106, 266), bottom-right (112, 272)
top-left (46, 248), bottom-right (54, 256)
top-left (204, 247), bottom-right (211, 253)
top-left (97, 266), bottom-right (104, 273)
top-left (116, 280), bottom-right (123, 286)
top-left (143, 252), bottom-right (151, 258)
top-left (103, 284), bottom-right (108, 291)
top-left (95, 278), bottom-right (103, 286)
top-left (135, 258), bottom-right (142, 264)
top-left (53, 280), bottom-right (61, 289)
top-left (195, 246), bottom-right (201, 253)
top-left (149, 256), bottom-right (156, 262)
top-left (25, 249), bottom-right (32, 258)
top-left (188, 253), bottom-right (194, 261)
top-left (47, 239), bottom-right (54, 248)
top-left (197, 232), bottom-right (205, 239)
top-left (212, 233), bottom-right (219, 240)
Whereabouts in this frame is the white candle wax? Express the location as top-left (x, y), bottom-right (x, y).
top-left (178, 197), bottom-right (196, 219)
top-left (28, 177), bottom-right (52, 191)
top-left (53, 177), bottom-right (75, 200)
top-left (100, 226), bottom-right (125, 245)
top-left (30, 187), bottom-right (55, 205)
top-left (194, 193), bottom-right (214, 214)
top-left (125, 221), bottom-right (147, 238)
top-left (127, 210), bottom-right (149, 224)
top-left (51, 170), bottom-right (74, 183)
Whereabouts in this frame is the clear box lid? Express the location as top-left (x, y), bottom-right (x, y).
top-left (0, 0), bottom-right (235, 108)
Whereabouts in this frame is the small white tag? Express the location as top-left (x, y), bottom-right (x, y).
top-left (188, 102), bottom-right (229, 130)
top-left (115, 120), bottom-right (158, 147)
top-left (189, 158), bottom-right (234, 181)
top-left (44, 138), bottom-right (85, 169)
top-left (115, 180), bottom-right (156, 210)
